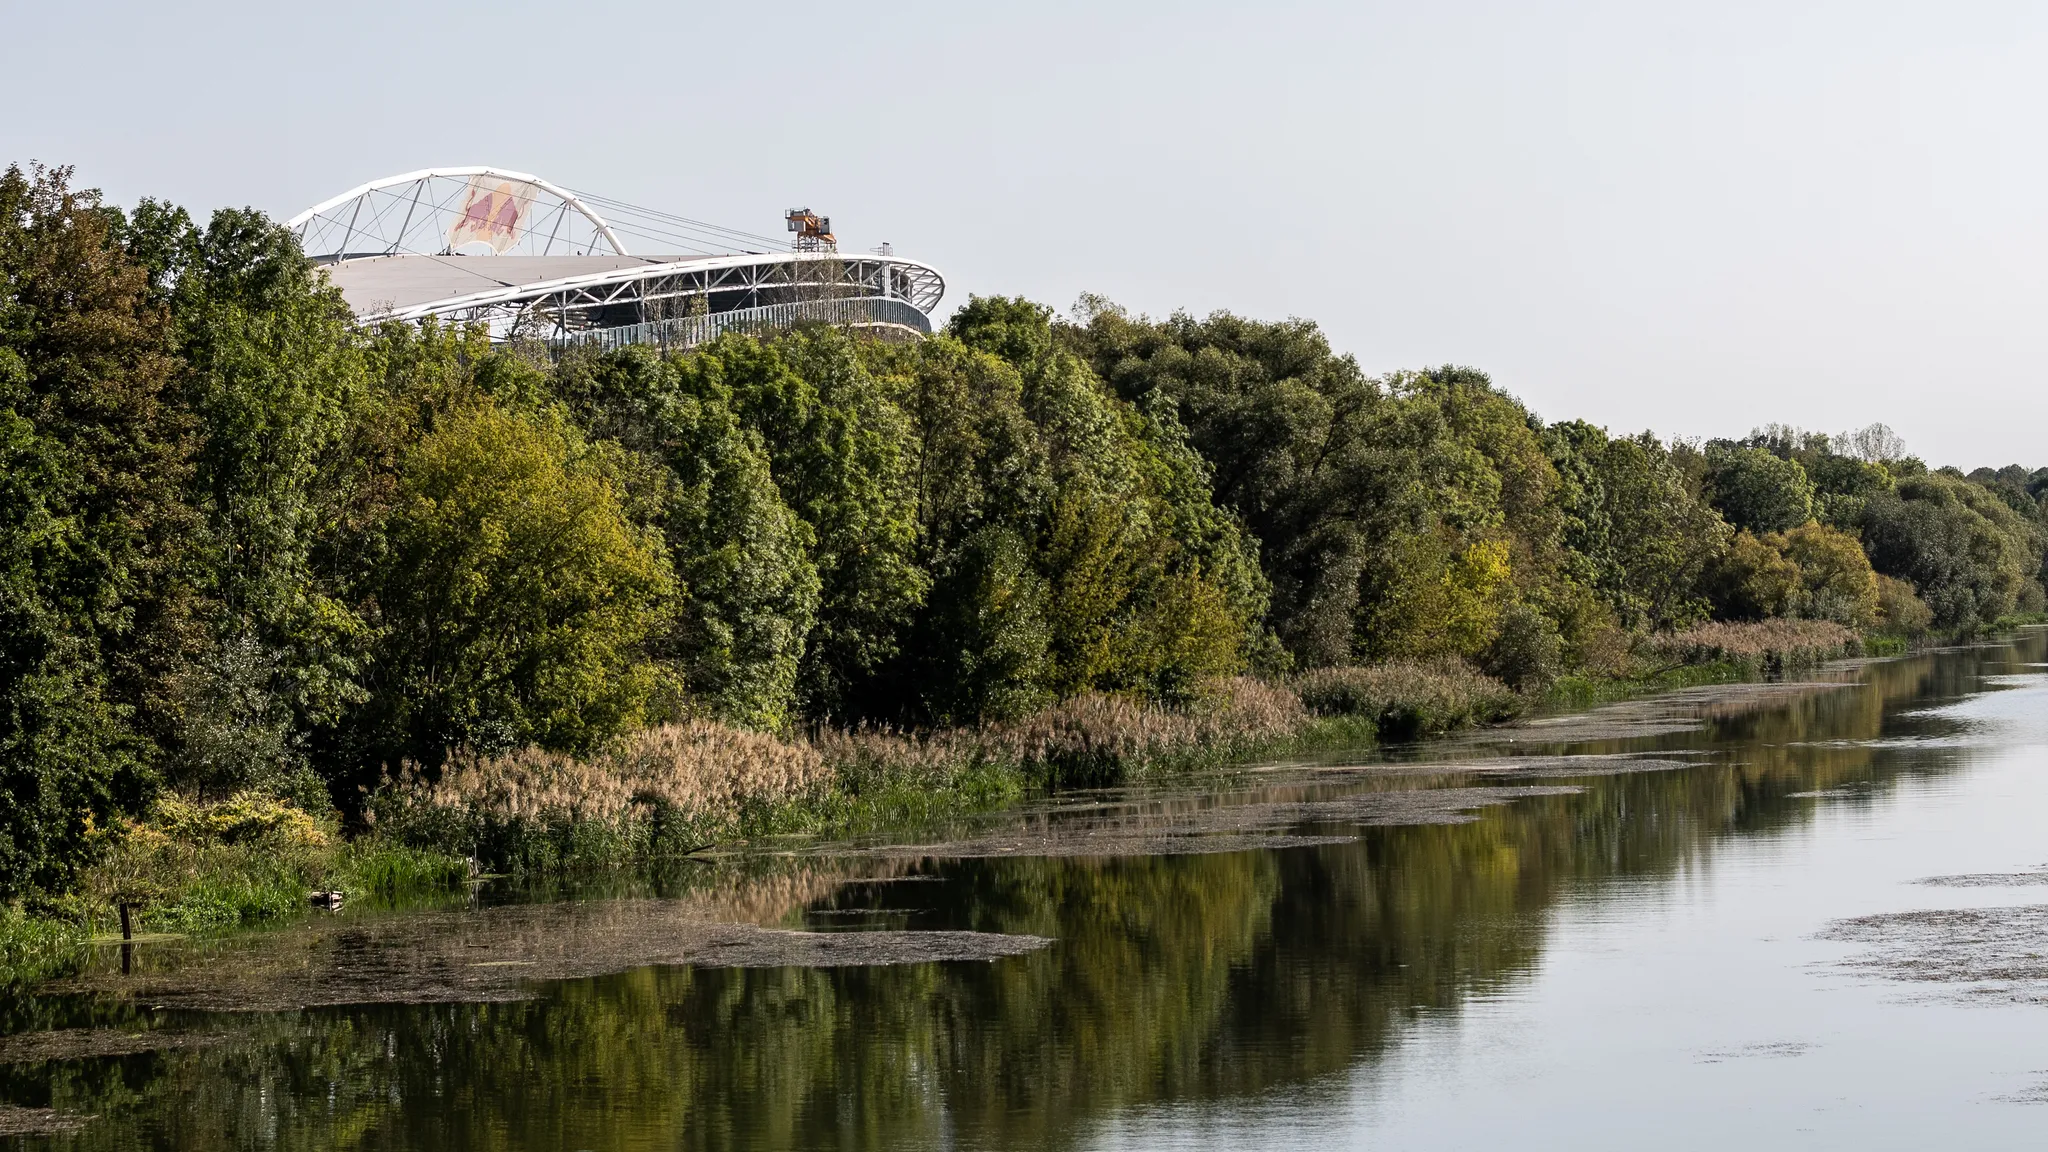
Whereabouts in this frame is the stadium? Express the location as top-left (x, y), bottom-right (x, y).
top-left (289, 167), bottom-right (946, 350)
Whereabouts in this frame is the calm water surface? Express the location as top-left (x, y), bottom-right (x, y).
top-left (5, 633), bottom-right (2048, 1149)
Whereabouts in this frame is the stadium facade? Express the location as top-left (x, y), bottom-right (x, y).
top-left (290, 167), bottom-right (945, 351)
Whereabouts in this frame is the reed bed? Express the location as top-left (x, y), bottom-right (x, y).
top-left (1653, 620), bottom-right (1858, 671)
top-left (1292, 659), bottom-right (1524, 739)
top-left (369, 668), bottom-right (1538, 869)
top-left (370, 721), bottom-right (832, 870)
top-left (819, 677), bottom-right (1309, 792)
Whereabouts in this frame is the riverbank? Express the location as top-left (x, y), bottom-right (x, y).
top-left (0, 619), bottom-right (1874, 991)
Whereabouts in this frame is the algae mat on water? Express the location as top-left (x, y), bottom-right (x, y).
top-left (52, 900), bottom-right (1052, 1012)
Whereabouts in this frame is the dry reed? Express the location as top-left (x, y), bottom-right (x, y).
top-left (1292, 658), bottom-right (1523, 738)
top-left (1654, 620), bottom-right (1858, 668)
top-left (371, 721), bottom-right (831, 867)
top-left (816, 677), bottom-right (1308, 791)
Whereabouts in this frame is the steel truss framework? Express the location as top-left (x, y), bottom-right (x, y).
top-left (551, 297), bottom-right (934, 353)
top-left (293, 168), bottom-right (946, 348)
top-left (289, 168), bottom-right (626, 260)
top-left (367, 251), bottom-right (946, 340)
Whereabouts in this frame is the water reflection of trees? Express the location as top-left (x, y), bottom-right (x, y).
top-left (17, 637), bottom-right (2041, 1150)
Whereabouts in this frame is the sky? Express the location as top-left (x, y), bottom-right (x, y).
top-left (5, 0), bottom-right (2045, 467)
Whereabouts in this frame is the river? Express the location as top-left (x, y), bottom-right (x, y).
top-left (3, 632), bottom-right (2045, 1149)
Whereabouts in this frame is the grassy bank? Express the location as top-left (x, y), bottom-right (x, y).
top-left (1, 619), bottom-right (1874, 991)
top-left (366, 620), bottom-right (1866, 875)
top-left (1, 795), bottom-right (472, 993)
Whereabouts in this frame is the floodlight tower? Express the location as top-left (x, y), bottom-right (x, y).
top-left (786, 207), bottom-right (836, 252)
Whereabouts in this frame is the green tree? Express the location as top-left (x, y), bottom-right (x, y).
top-left (0, 165), bottom-right (201, 895)
top-left (914, 527), bottom-right (1052, 723)
top-left (950, 300), bottom-right (1262, 701)
top-left (354, 403), bottom-right (672, 767)
top-left (1545, 422), bottom-right (1728, 631)
top-left (679, 332), bottom-right (926, 717)
top-left (549, 346), bottom-right (818, 731)
top-left (119, 201), bottom-right (371, 798)
top-left (1858, 472), bottom-right (2041, 629)
top-left (1065, 301), bottom-right (1436, 666)
top-left (1704, 443), bottom-right (1815, 534)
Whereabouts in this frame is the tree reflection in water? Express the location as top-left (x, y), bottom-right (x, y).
top-left (4, 636), bottom-right (2036, 1151)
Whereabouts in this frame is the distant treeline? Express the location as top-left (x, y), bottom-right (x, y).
top-left (3, 164), bottom-right (2044, 897)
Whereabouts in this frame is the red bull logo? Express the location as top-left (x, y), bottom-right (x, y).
top-left (447, 175), bottom-right (536, 253)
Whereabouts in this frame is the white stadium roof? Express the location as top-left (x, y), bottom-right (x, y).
top-left (293, 167), bottom-right (945, 347)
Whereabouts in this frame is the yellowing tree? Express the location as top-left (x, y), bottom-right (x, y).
top-left (365, 404), bottom-right (672, 762)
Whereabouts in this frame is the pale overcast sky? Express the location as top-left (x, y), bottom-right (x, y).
top-left (6, 1), bottom-right (2044, 467)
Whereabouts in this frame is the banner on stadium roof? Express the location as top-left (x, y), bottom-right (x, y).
top-left (447, 174), bottom-right (540, 253)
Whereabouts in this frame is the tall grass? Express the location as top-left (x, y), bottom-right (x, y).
top-left (1652, 620), bottom-right (1858, 673)
top-left (38, 793), bottom-right (474, 943)
top-left (0, 905), bottom-right (86, 992)
top-left (820, 677), bottom-right (1309, 793)
top-left (375, 679), bottom-right (1315, 869)
top-left (1292, 659), bottom-right (1523, 739)
top-left (370, 721), bottom-right (834, 870)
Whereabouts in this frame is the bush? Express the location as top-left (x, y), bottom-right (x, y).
top-left (149, 792), bottom-right (328, 850)
top-left (1293, 659), bottom-right (1522, 739)
top-left (1706, 531), bottom-right (1802, 620)
top-left (75, 793), bottom-right (340, 933)
top-left (1874, 574), bottom-right (1934, 637)
top-left (1481, 603), bottom-right (1564, 692)
top-left (1777, 522), bottom-right (1881, 628)
top-left (56, 792), bottom-right (465, 936)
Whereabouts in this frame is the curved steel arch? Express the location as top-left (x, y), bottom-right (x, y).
top-left (289, 167), bottom-right (627, 258)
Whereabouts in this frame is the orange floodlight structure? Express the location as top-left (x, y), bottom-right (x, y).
top-left (785, 207), bottom-right (835, 251)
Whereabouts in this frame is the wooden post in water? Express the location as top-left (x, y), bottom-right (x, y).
top-left (117, 901), bottom-right (136, 975)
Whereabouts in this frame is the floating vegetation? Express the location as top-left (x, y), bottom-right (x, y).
top-left (0, 1103), bottom-right (93, 1136)
top-left (1694, 1041), bottom-right (1814, 1064)
top-left (1484, 679), bottom-right (1859, 745)
top-left (54, 900), bottom-right (1053, 1013)
top-left (1820, 904), bottom-right (2048, 1002)
top-left (1913, 868), bottom-right (2048, 888)
top-left (831, 784), bottom-right (1579, 861)
top-left (0, 1028), bottom-right (225, 1065)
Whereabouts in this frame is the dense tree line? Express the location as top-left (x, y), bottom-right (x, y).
top-left (4, 165), bottom-right (2045, 897)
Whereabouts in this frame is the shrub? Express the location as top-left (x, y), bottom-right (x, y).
top-left (1776, 522), bottom-right (1881, 628)
top-left (150, 792), bottom-right (329, 851)
top-left (1874, 574), bottom-right (1934, 637)
top-left (73, 793), bottom-right (342, 933)
top-left (1482, 603), bottom-right (1564, 692)
top-left (1707, 531), bottom-right (1802, 620)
